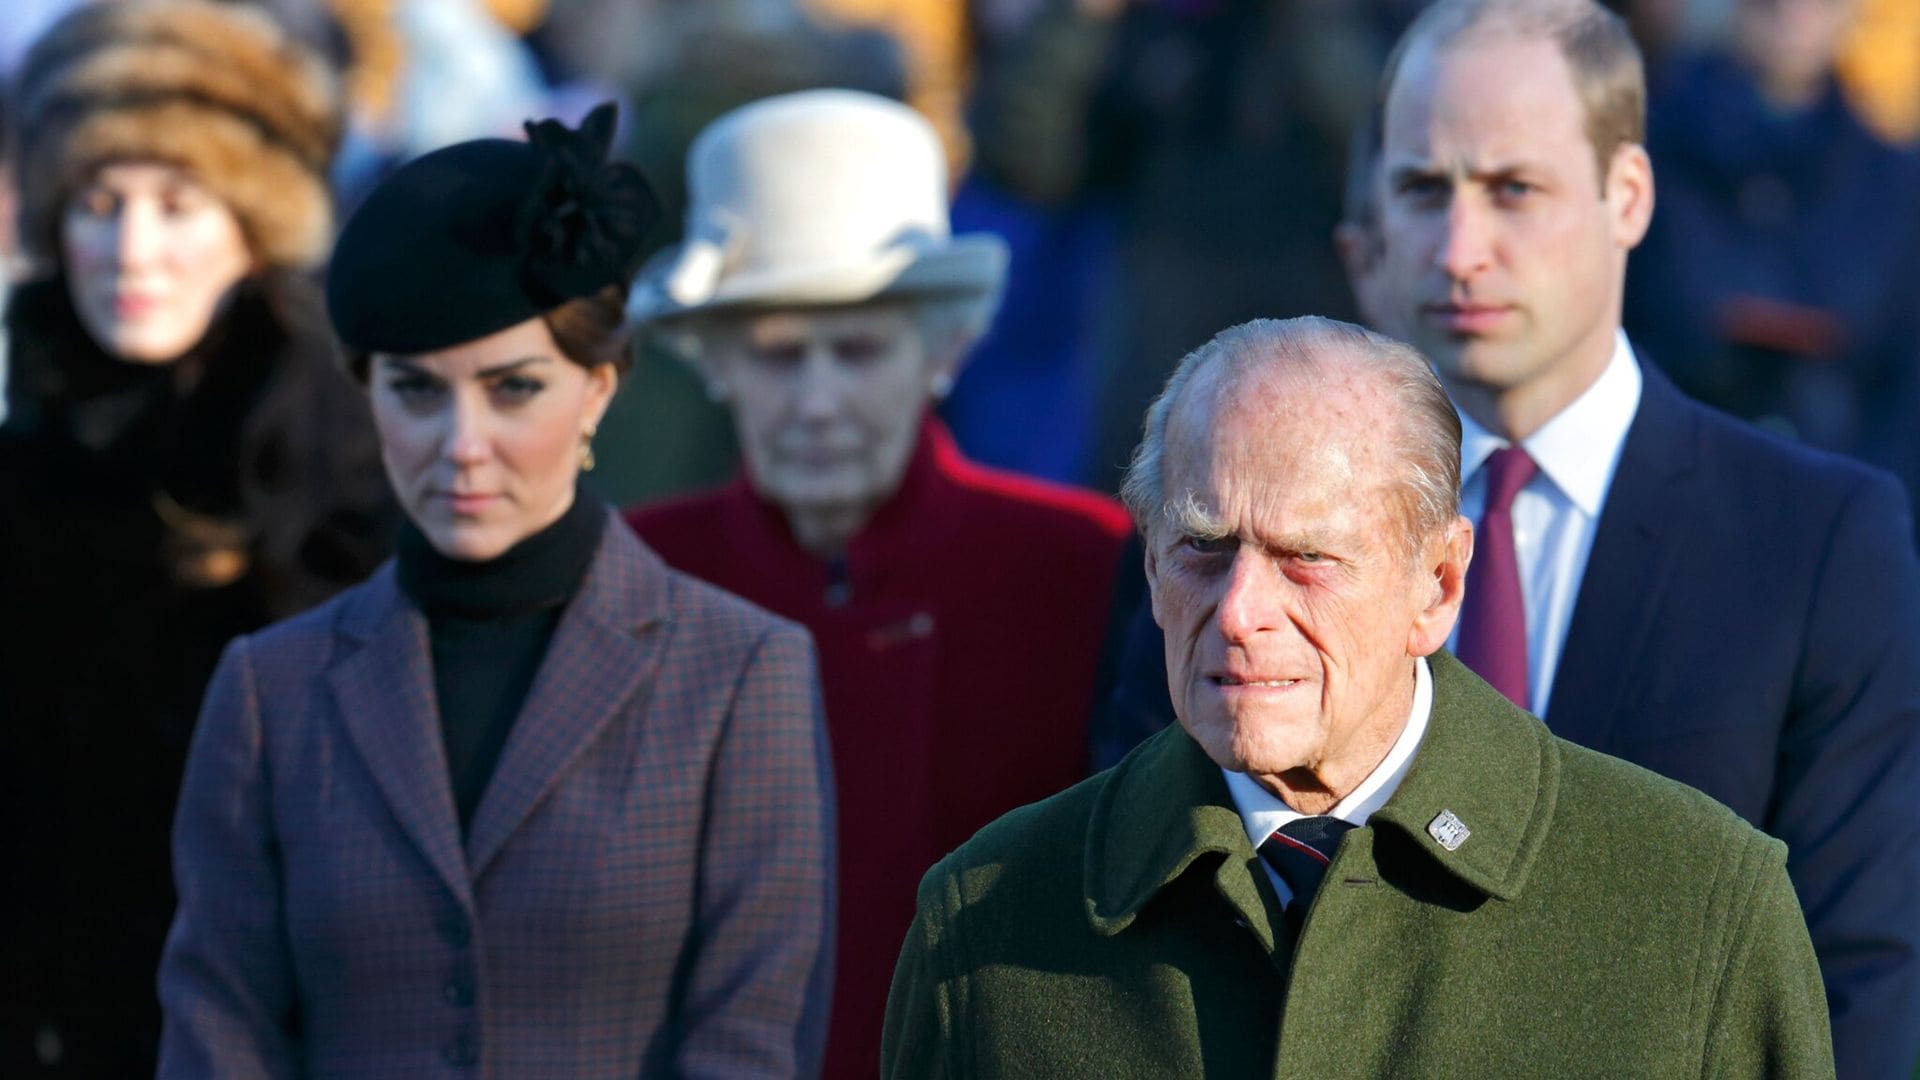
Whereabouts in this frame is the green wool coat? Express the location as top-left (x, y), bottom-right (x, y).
top-left (883, 651), bottom-right (1833, 1078)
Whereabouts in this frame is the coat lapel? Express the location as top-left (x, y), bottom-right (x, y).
top-left (1084, 726), bottom-right (1288, 960)
top-left (328, 565), bottom-right (472, 905)
top-left (1544, 365), bottom-right (1700, 751)
top-left (465, 516), bottom-right (673, 879)
top-left (1370, 651), bottom-right (1557, 901)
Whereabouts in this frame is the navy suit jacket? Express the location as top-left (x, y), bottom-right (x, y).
top-left (158, 513), bottom-right (836, 1078)
top-left (1101, 364), bottom-right (1920, 1077)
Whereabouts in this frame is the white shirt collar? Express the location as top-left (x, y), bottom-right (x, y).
top-left (1224, 655), bottom-right (1433, 846)
top-left (1458, 331), bottom-right (1642, 517)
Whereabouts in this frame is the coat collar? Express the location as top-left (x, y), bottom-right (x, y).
top-left (1084, 651), bottom-right (1561, 940)
top-left (329, 504), bottom-right (676, 901)
top-left (328, 562), bottom-right (469, 904)
top-left (1366, 651), bottom-right (1559, 903)
top-left (463, 514), bottom-right (674, 879)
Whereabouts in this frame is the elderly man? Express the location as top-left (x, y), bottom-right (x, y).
top-left (1098, 2), bottom-right (1920, 1071)
top-left (883, 316), bottom-right (1831, 1077)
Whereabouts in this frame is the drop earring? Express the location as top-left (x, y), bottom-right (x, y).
top-left (579, 424), bottom-right (598, 472)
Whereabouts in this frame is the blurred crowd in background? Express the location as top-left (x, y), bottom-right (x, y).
top-left (2, 0), bottom-right (1918, 507)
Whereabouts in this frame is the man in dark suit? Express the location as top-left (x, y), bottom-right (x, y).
top-left (1100, 1), bottom-right (1920, 1073)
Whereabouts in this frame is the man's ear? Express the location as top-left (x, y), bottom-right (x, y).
top-left (1408, 515), bottom-right (1472, 657)
top-left (1334, 220), bottom-right (1378, 284)
top-left (1606, 142), bottom-right (1655, 251)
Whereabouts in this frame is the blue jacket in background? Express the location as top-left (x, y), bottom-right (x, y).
top-left (1625, 50), bottom-right (1920, 518)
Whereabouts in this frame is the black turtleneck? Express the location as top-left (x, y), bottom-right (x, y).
top-left (396, 487), bottom-right (606, 832)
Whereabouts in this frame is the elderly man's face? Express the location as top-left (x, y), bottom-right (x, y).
top-left (1376, 35), bottom-right (1650, 427)
top-left (1146, 365), bottom-right (1466, 790)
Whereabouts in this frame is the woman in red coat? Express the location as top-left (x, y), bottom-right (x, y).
top-left (625, 89), bottom-right (1132, 1077)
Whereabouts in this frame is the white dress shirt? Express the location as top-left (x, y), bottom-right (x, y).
top-left (1224, 656), bottom-right (1433, 905)
top-left (1448, 331), bottom-right (1642, 717)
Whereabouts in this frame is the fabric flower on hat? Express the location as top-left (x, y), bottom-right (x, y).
top-left (516, 103), bottom-right (661, 306)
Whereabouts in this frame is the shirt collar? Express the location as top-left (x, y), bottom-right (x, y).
top-left (1458, 331), bottom-right (1642, 517)
top-left (1224, 655), bottom-right (1432, 847)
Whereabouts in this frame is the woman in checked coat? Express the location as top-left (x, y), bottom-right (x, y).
top-left (158, 106), bottom-right (836, 1078)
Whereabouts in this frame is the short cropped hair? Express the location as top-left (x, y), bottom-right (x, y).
top-left (1380, 0), bottom-right (1645, 185)
top-left (1119, 317), bottom-right (1462, 560)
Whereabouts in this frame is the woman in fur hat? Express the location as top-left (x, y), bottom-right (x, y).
top-left (0, 3), bottom-right (392, 1073)
top-left (624, 89), bottom-right (1134, 1079)
top-left (158, 104), bottom-right (834, 1077)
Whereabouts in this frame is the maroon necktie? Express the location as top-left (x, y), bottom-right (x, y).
top-left (1456, 446), bottom-right (1537, 710)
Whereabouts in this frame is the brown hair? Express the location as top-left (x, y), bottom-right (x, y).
top-left (543, 286), bottom-right (634, 373)
top-left (1380, 0), bottom-right (1645, 185)
top-left (345, 286), bottom-right (633, 381)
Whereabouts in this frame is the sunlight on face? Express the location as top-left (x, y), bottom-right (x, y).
top-left (1377, 36), bottom-right (1634, 408)
top-left (61, 161), bottom-right (254, 364)
top-left (369, 318), bottom-right (616, 562)
top-left (706, 301), bottom-right (939, 528)
top-left (1146, 366), bottom-right (1449, 791)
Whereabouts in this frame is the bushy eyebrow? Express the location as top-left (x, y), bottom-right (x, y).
top-left (1160, 490), bottom-right (1353, 562)
top-left (1162, 490), bottom-right (1232, 541)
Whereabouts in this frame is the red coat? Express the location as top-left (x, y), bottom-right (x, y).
top-left (626, 419), bottom-right (1131, 1078)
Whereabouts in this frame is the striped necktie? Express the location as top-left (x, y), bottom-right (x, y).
top-left (1258, 816), bottom-right (1358, 941)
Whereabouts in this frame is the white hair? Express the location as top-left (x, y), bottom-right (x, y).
top-left (1119, 316), bottom-right (1462, 559)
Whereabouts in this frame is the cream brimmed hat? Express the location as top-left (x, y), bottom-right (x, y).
top-left (626, 89), bottom-right (1007, 325)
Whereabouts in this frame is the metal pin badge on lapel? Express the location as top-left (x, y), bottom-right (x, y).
top-left (1427, 810), bottom-right (1471, 851)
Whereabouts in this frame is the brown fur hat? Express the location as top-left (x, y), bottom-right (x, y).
top-left (14, 0), bottom-right (343, 271)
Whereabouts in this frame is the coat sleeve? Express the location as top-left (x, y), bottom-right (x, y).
top-left (881, 888), bottom-right (955, 1080)
top-left (1774, 469), bottom-right (1920, 1076)
top-left (156, 635), bottom-right (302, 1078)
top-left (1701, 835), bottom-right (1834, 1079)
top-left (675, 625), bottom-right (836, 1079)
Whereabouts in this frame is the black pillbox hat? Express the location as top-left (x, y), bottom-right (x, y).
top-left (328, 103), bottom-right (657, 355)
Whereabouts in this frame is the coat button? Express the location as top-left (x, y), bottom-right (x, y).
top-left (442, 1032), bottom-right (478, 1067)
top-left (440, 918), bottom-right (470, 948)
top-left (444, 978), bottom-right (474, 1007)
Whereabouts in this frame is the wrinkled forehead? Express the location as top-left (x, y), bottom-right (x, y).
top-left (1163, 360), bottom-right (1405, 506)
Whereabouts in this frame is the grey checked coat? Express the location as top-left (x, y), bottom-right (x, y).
top-left (158, 511), bottom-right (835, 1078)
